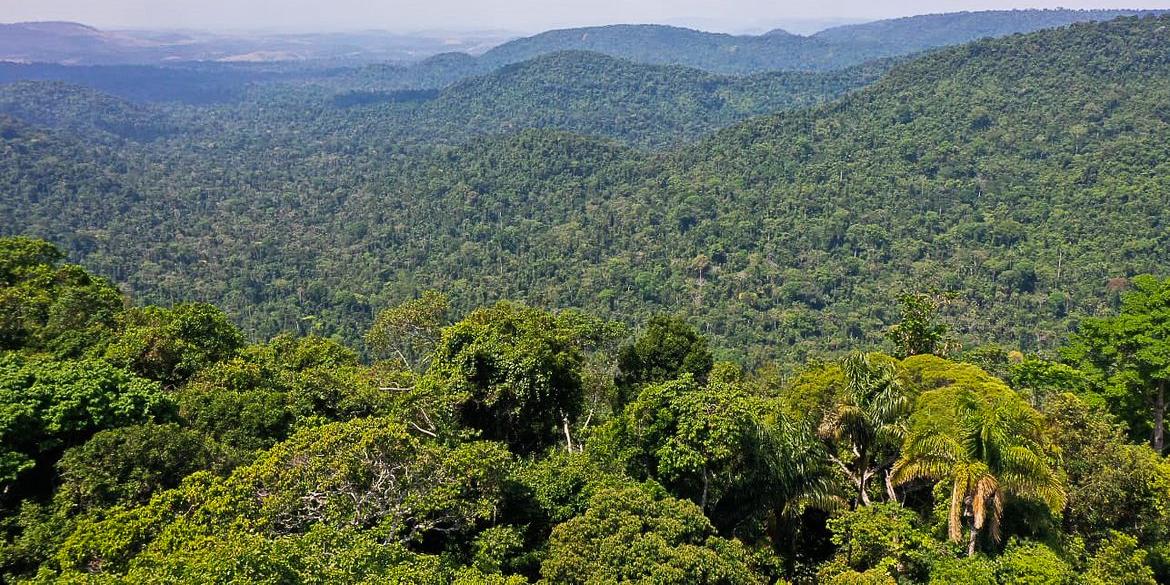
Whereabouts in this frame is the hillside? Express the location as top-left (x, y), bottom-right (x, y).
top-left (671, 13), bottom-right (1170, 356)
top-left (476, 9), bottom-right (1161, 73)
top-left (392, 51), bottom-right (887, 148)
top-left (3, 15), bottom-right (1170, 363)
top-left (478, 24), bottom-right (826, 73)
top-left (1, 9), bottom-right (1154, 103)
top-left (811, 8), bottom-right (1162, 54)
top-left (0, 51), bottom-right (885, 150)
top-left (0, 82), bottom-right (183, 139)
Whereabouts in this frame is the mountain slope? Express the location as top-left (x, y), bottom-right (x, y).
top-left (476, 9), bottom-right (1161, 73)
top-left (356, 51), bottom-right (886, 148)
top-left (478, 24), bottom-right (827, 74)
top-left (0, 82), bottom-right (182, 139)
top-left (4, 15), bottom-right (1170, 362)
top-left (668, 14), bottom-right (1170, 354)
top-left (811, 8), bottom-right (1161, 54)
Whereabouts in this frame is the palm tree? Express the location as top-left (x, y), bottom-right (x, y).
top-left (892, 387), bottom-right (1066, 556)
top-left (819, 352), bottom-right (910, 506)
top-left (762, 414), bottom-right (846, 579)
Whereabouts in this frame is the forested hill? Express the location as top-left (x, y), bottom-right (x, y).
top-left (810, 8), bottom-right (1164, 54)
top-left (0, 9), bottom-right (1157, 104)
top-left (477, 9), bottom-right (1161, 73)
top-left (3, 15), bottom-right (1170, 364)
top-left (669, 14), bottom-right (1170, 357)
top-left (478, 25), bottom-right (821, 74)
top-left (409, 51), bottom-right (887, 148)
top-left (0, 51), bottom-right (887, 150)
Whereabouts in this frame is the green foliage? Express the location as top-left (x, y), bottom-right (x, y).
top-left (1043, 393), bottom-right (1170, 550)
top-left (994, 540), bottom-right (1073, 584)
top-left (1064, 275), bottom-right (1170, 453)
top-left (103, 303), bottom-right (245, 386)
top-left (366, 290), bottom-right (448, 370)
top-left (175, 361), bottom-right (294, 455)
top-left (0, 237), bottom-right (122, 357)
top-left (893, 357), bottom-right (1065, 554)
top-left (55, 423), bottom-right (221, 514)
top-left (1008, 358), bottom-right (1095, 408)
top-left (237, 417), bottom-right (512, 541)
top-left (616, 314), bottom-right (714, 405)
top-left (511, 450), bottom-right (623, 526)
top-left (1084, 531), bottom-right (1157, 585)
top-left (820, 503), bottom-right (936, 582)
top-left (0, 237), bottom-right (63, 284)
top-left (69, 524), bottom-right (451, 584)
top-left (470, 525), bottom-right (526, 575)
top-left (0, 354), bottom-right (171, 488)
top-left (818, 353), bottom-right (909, 506)
top-left (776, 361), bottom-right (845, 424)
top-left (421, 302), bottom-right (586, 454)
top-left (927, 555), bottom-right (996, 584)
top-left (822, 568), bottom-right (897, 584)
top-left (886, 293), bottom-right (954, 359)
top-left (540, 484), bottom-right (764, 584)
top-left (603, 375), bottom-right (765, 514)
top-left (0, 236), bottom-right (1165, 582)
top-left (175, 334), bottom-right (372, 454)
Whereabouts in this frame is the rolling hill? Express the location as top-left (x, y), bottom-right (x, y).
top-left (353, 51), bottom-right (890, 148)
top-left (476, 9), bottom-right (1161, 73)
top-left (0, 50), bottom-right (887, 150)
top-left (3, 14), bottom-right (1170, 363)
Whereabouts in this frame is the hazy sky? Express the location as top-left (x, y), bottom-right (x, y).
top-left (2, 0), bottom-right (1169, 33)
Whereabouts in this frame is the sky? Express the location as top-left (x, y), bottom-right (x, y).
top-left (1, 0), bottom-right (1168, 33)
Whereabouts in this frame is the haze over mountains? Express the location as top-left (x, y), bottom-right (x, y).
top-left (0, 21), bottom-right (512, 65)
top-left (474, 9), bottom-right (1161, 73)
top-left (2, 9), bottom-right (1161, 69)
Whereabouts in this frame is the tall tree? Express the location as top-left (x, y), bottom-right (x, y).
top-left (615, 315), bottom-right (713, 406)
top-left (0, 237), bottom-right (122, 357)
top-left (540, 484), bottom-right (764, 584)
top-left (885, 293), bottom-right (956, 359)
top-left (103, 303), bottom-right (245, 387)
top-left (365, 291), bottom-right (449, 372)
top-left (599, 375), bottom-right (763, 514)
top-left (818, 352), bottom-right (910, 506)
top-left (892, 358), bottom-right (1065, 556)
top-left (419, 302), bottom-right (585, 455)
top-left (1064, 275), bottom-right (1170, 454)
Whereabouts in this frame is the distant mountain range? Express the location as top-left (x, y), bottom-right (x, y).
top-left (475, 9), bottom-right (1164, 73)
top-left (2, 10), bottom-right (1162, 70)
top-left (0, 21), bottom-right (513, 65)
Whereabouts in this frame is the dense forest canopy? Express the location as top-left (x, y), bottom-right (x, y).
top-left (2, 14), bottom-right (1169, 364)
top-left (0, 237), bottom-right (1167, 584)
top-left (2, 7), bottom-right (1170, 584)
